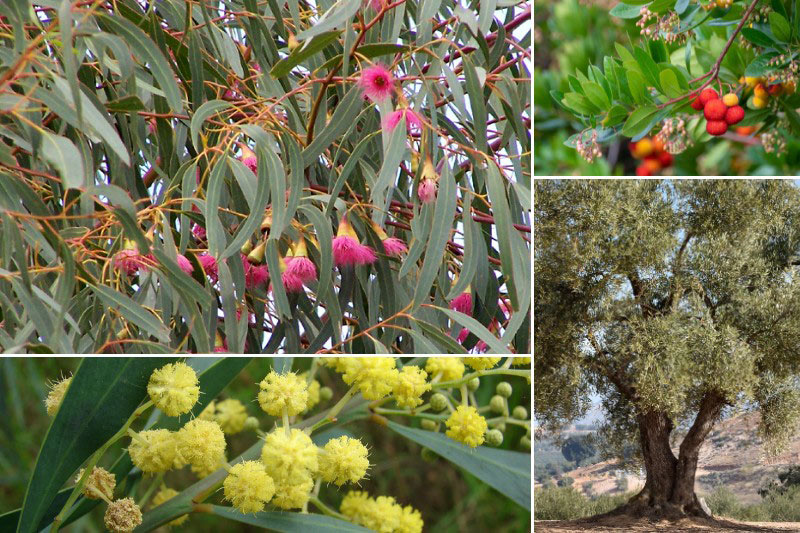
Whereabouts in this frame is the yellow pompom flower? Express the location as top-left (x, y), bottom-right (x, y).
top-left (176, 419), bottom-right (226, 474)
top-left (258, 371), bottom-right (309, 416)
top-left (340, 491), bottom-right (423, 533)
top-left (45, 375), bottom-right (72, 415)
top-left (464, 357), bottom-right (501, 371)
top-left (341, 357), bottom-right (399, 400)
top-left (319, 436), bottom-right (370, 486)
top-left (148, 362), bottom-right (200, 417)
top-left (425, 357), bottom-right (465, 382)
top-left (301, 372), bottom-right (321, 411)
top-left (76, 466), bottom-right (116, 501)
top-left (190, 451), bottom-right (227, 478)
top-left (445, 405), bottom-right (488, 448)
top-left (320, 357), bottom-right (349, 373)
top-left (261, 428), bottom-right (318, 476)
top-left (128, 429), bottom-right (178, 474)
top-left (104, 498), bottom-right (142, 533)
top-left (215, 398), bottom-right (248, 434)
top-left (151, 485), bottom-right (188, 526)
top-left (511, 357), bottom-right (531, 366)
top-left (392, 366), bottom-right (430, 408)
top-left (198, 400), bottom-right (216, 421)
top-left (398, 505), bottom-right (425, 533)
top-left (223, 461), bottom-right (275, 513)
top-left (270, 471), bottom-right (315, 509)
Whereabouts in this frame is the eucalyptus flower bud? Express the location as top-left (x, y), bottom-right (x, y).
top-left (512, 406), bottom-right (528, 420)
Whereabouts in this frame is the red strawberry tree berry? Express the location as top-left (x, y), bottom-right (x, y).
top-left (557, 0), bottom-right (800, 168)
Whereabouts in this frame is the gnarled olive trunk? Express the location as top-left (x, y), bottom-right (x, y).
top-left (601, 392), bottom-right (726, 520)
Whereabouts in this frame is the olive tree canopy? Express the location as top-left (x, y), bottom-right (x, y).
top-left (534, 179), bottom-right (800, 518)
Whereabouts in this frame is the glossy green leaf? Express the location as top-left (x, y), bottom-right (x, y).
top-left (769, 12), bottom-right (792, 42)
top-left (659, 69), bottom-right (682, 98)
top-left (386, 421), bottom-right (531, 510)
top-left (622, 105), bottom-right (659, 138)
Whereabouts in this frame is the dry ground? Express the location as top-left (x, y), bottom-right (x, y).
top-left (534, 517), bottom-right (800, 532)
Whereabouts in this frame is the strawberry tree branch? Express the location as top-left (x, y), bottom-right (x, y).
top-left (657, 0), bottom-right (760, 110)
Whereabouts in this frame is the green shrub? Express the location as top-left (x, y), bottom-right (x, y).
top-left (706, 487), bottom-right (742, 519)
top-left (762, 486), bottom-right (800, 521)
top-left (534, 487), bottom-right (594, 520)
top-left (534, 487), bottom-right (631, 520)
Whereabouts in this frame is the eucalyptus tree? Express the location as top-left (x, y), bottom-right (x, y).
top-left (0, 0), bottom-right (530, 353)
top-left (535, 179), bottom-right (800, 518)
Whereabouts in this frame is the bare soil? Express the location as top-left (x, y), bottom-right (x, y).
top-left (534, 517), bottom-right (800, 532)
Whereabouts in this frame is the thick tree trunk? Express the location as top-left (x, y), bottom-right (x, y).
top-left (597, 392), bottom-right (726, 520)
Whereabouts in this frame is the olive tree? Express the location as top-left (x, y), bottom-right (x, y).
top-left (534, 179), bottom-right (800, 518)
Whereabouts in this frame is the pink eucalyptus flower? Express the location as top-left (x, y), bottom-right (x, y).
top-left (192, 224), bottom-right (206, 241)
top-left (332, 236), bottom-right (377, 266)
top-left (475, 340), bottom-right (488, 353)
top-left (449, 291), bottom-right (473, 315)
top-left (382, 108), bottom-right (422, 133)
top-left (198, 253), bottom-right (218, 283)
top-left (369, 0), bottom-right (386, 10)
top-left (382, 237), bottom-right (408, 256)
top-left (332, 217), bottom-right (377, 267)
top-left (240, 145), bottom-right (258, 174)
top-left (286, 256), bottom-right (317, 282)
top-left (281, 271), bottom-right (305, 293)
top-left (457, 328), bottom-right (469, 343)
top-left (418, 178), bottom-right (437, 204)
top-left (175, 254), bottom-right (194, 275)
top-left (358, 64), bottom-right (395, 103)
top-left (242, 254), bottom-right (269, 288)
top-left (113, 248), bottom-right (150, 276)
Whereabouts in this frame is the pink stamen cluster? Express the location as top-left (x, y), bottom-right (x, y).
top-left (382, 108), bottom-right (422, 133)
top-left (418, 179), bottom-right (437, 204)
top-left (286, 256), bottom-right (317, 282)
top-left (199, 253), bottom-right (218, 283)
top-left (358, 64), bottom-right (395, 103)
top-left (113, 249), bottom-right (150, 276)
top-left (449, 291), bottom-right (473, 315)
top-left (382, 237), bottom-right (408, 257)
top-left (332, 236), bottom-right (377, 266)
top-left (242, 254), bottom-right (269, 288)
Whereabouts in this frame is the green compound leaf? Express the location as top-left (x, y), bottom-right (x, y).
top-left (385, 421), bottom-right (531, 511)
top-left (17, 357), bottom-right (178, 533)
top-left (210, 506), bottom-right (372, 532)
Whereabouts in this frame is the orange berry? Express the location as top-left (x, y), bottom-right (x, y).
top-left (735, 126), bottom-right (756, 135)
top-left (754, 83), bottom-right (768, 99)
top-left (722, 93), bottom-right (739, 106)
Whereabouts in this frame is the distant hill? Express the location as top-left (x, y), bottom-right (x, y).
top-left (536, 413), bottom-right (800, 504)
